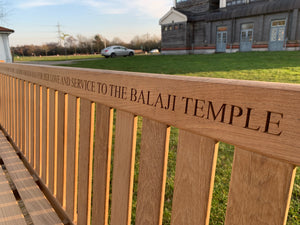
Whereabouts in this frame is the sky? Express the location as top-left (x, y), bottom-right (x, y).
top-left (1, 0), bottom-right (174, 46)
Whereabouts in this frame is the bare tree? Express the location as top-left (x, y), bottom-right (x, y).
top-left (111, 37), bottom-right (125, 46)
top-left (0, 0), bottom-right (9, 24)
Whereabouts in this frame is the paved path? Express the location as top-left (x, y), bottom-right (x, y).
top-left (15, 58), bottom-right (102, 66)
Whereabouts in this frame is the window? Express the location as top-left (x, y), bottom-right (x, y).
top-left (272, 20), bottom-right (286, 27)
top-left (227, 0), bottom-right (249, 6)
top-left (174, 24), bottom-right (179, 30)
top-left (168, 25), bottom-right (173, 31)
top-left (241, 23), bottom-right (254, 30)
top-left (217, 26), bottom-right (227, 32)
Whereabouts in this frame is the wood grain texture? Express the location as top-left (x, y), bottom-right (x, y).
top-left (29, 83), bottom-right (34, 166)
top-left (0, 131), bottom-right (63, 225)
top-left (111, 110), bottom-right (137, 225)
top-left (20, 80), bottom-right (25, 154)
top-left (77, 99), bottom-right (94, 225)
top-left (64, 94), bottom-right (77, 221)
top-left (16, 79), bottom-right (20, 148)
top-left (11, 77), bottom-right (14, 141)
top-left (8, 76), bottom-right (11, 136)
top-left (40, 86), bottom-right (47, 183)
top-left (14, 78), bottom-right (18, 145)
top-left (171, 130), bottom-right (219, 225)
top-left (0, 166), bottom-right (27, 225)
top-left (24, 82), bottom-right (29, 159)
top-left (47, 88), bottom-right (55, 193)
top-left (34, 84), bottom-right (41, 174)
top-left (0, 64), bottom-right (300, 165)
top-left (55, 91), bottom-right (65, 205)
top-left (91, 104), bottom-right (113, 225)
top-left (225, 148), bottom-right (296, 225)
top-left (135, 118), bottom-right (170, 225)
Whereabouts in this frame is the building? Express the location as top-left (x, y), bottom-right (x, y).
top-left (0, 26), bottom-right (14, 63)
top-left (159, 0), bottom-right (300, 54)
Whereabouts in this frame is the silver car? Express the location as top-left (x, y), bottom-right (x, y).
top-left (101, 45), bottom-right (135, 58)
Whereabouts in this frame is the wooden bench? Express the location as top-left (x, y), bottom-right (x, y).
top-left (0, 63), bottom-right (299, 225)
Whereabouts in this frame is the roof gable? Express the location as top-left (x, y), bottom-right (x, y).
top-left (159, 8), bottom-right (187, 25)
top-left (0, 26), bottom-right (14, 33)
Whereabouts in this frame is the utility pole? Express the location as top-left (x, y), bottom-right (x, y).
top-left (57, 22), bottom-right (62, 46)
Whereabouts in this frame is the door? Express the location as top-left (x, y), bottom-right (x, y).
top-left (269, 20), bottom-right (286, 51)
top-left (240, 24), bottom-right (254, 52)
top-left (216, 28), bottom-right (227, 53)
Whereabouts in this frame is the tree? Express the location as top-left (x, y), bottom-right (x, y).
top-left (41, 44), bottom-right (49, 56)
top-left (66, 36), bottom-right (77, 54)
top-left (0, 0), bottom-right (8, 23)
top-left (111, 37), bottom-right (125, 46)
top-left (93, 34), bottom-right (105, 53)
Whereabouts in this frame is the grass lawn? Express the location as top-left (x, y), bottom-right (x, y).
top-left (61, 51), bottom-right (300, 83)
top-left (14, 54), bottom-right (103, 62)
top-left (62, 51), bottom-right (300, 224)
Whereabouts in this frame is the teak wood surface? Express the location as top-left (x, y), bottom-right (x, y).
top-left (0, 63), bottom-right (298, 225)
top-left (0, 63), bottom-right (299, 165)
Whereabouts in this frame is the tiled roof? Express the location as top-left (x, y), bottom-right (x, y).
top-left (0, 26), bottom-right (14, 33)
top-left (177, 0), bottom-right (300, 22)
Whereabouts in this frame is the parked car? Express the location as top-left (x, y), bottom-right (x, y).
top-left (101, 45), bottom-right (135, 58)
top-left (149, 49), bottom-right (160, 54)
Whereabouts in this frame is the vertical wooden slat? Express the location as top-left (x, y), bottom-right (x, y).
top-left (0, 75), bottom-right (2, 125)
top-left (40, 86), bottom-right (47, 182)
top-left (225, 148), bottom-right (296, 225)
top-left (0, 75), bottom-right (2, 124)
top-left (29, 83), bottom-right (34, 166)
top-left (171, 131), bottom-right (219, 225)
top-left (6, 76), bottom-right (9, 133)
top-left (78, 99), bottom-right (94, 225)
top-left (91, 104), bottom-right (113, 225)
top-left (55, 91), bottom-right (65, 205)
top-left (8, 76), bottom-right (11, 136)
top-left (20, 80), bottom-right (25, 154)
top-left (0, 75), bottom-right (1, 123)
top-left (63, 94), bottom-right (78, 221)
top-left (110, 110), bottom-right (137, 225)
top-left (47, 88), bottom-right (55, 193)
top-left (135, 118), bottom-right (170, 225)
top-left (25, 82), bottom-right (29, 158)
top-left (14, 78), bottom-right (17, 144)
top-left (34, 84), bottom-right (40, 173)
top-left (16, 79), bottom-right (20, 148)
top-left (11, 77), bottom-right (15, 140)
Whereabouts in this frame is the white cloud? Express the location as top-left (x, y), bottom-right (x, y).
top-left (123, 0), bottom-right (173, 18)
top-left (16, 0), bottom-right (173, 18)
top-left (17, 0), bottom-right (73, 8)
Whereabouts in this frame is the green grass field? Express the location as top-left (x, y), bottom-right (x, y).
top-left (61, 51), bottom-right (300, 224)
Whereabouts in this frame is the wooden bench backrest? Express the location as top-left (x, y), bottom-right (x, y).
top-left (0, 63), bottom-right (298, 225)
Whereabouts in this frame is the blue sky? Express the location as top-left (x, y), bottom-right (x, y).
top-left (2, 0), bottom-right (173, 46)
